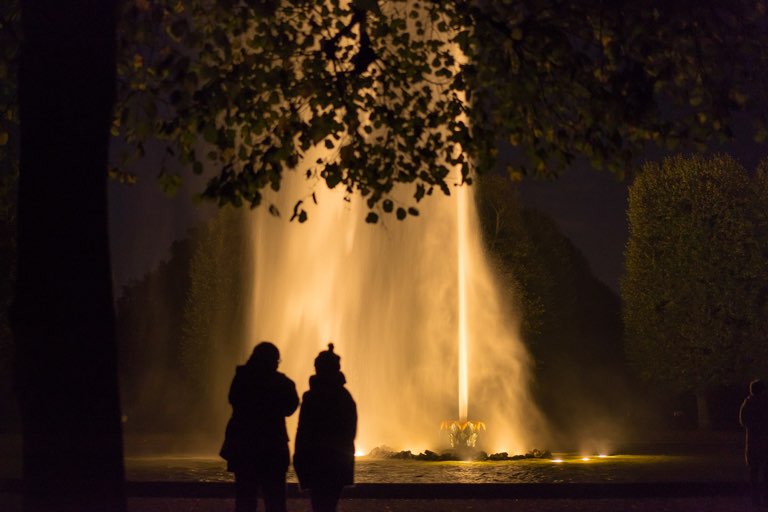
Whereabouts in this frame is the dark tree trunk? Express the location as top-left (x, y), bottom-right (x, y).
top-left (14, 1), bottom-right (125, 511)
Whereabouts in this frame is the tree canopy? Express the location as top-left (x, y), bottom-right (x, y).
top-left (1, 2), bottom-right (766, 219)
top-left (110, 0), bottom-right (768, 220)
top-left (623, 154), bottom-right (768, 421)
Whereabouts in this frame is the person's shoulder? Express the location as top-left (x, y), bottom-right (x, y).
top-left (232, 365), bottom-right (248, 380)
top-left (275, 371), bottom-right (296, 386)
top-left (341, 387), bottom-right (356, 404)
top-left (300, 389), bottom-right (316, 407)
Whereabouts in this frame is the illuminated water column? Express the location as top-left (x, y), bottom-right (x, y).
top-left (241, 2), bottom-right (545, 455)
top-left (457, 184), bottom-right (470, 423)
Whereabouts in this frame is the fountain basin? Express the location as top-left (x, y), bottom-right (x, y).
top-left (122, 452), bottom-right (746, 485)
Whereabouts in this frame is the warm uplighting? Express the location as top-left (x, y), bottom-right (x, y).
top-left (581, 457), bottom-right (590, 461)
top-left (457, 184), bottom-right (470, 423)
top-left (440, 420), bottom-right (486, 448)
top-left (244, 21), bottom-right (540, 456)
top-left (598, 454), bottom-right (608, 458)
top-left (355, 450), bottom-right (366, 457)
top-left (552, 458), bottom-right (563, 463)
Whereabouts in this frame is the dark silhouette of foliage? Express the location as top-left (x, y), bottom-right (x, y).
top-left (180, 206), bottom-right (251, 435)
top-left (116, 235), bottom-right (196, 433)
top-left (116, 206), bottom-right (250, 439)
top-left (111, 0), bottom-right (768, 219)
top-left (623, 154), bottom-right (768, 429)
top-left (476, 175), bottom-right (627, 440)
top-left (0, 2), bottom-right (18, 165)
top-left (0, 166), bottom-right (17, 432)
top-left (0, 5), bottom-right (18, 415)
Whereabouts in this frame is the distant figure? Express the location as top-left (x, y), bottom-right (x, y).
top-left (294, 343), bottom-right (357, 512)
top-left (740, 379), bottom-right (768, 506)
top-left (220, 342), bottom-right (299, 512)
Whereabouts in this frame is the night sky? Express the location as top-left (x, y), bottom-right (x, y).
top-left (518, 166), bottom-right (628, 293)
top-left (108, 148), bottom-right (215, 293)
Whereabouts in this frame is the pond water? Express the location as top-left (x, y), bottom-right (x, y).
top-left (124, 452), bottom-right (747, 484)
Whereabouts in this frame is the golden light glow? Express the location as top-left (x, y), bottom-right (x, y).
top-left (552, 458), bottom-right (563, 463)
top-left (243, 1), bottom-right (544, 455)
top-left (581, 457), bottom-right (590, 461)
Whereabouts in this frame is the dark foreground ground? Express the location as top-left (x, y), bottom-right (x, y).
top-left (0, 479), bottom-right (758, 511)
top-left (0, 494), bottom-right (759, 512)
top-left (0, 430), bottom-right (758, 511)
top-left (136, 496), bottom-right (756, 511)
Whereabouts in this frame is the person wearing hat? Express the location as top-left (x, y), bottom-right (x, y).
top-left (220, 341), bottom-right (299, 512)
top-left (294, 343), bottom-right (357, 512)
top-left (740, 379), bottom-right (768, 506)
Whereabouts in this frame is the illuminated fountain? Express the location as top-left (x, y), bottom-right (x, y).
top-left (242, 163), bottom-right (545, 455)
top-left (438, 180), bottom-right (486, 450)
top-left (239, 3), bottom-right (546, 457)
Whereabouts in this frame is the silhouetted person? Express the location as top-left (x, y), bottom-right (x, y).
top-left (294, 343), bottom-right (357, 512)
top-left (220, 342), bottom-right (299, 512)
top-left (740, 379), bottom-right (768, 506)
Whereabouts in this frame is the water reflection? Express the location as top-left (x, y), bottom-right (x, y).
top-left (124, 453), bottom-right (745, 484)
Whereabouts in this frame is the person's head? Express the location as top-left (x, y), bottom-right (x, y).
top-left (750, 379), bottom-right (765, 396)
top-left (314, 343), bottom-right (341, 376)
top-left (247, 341), bottom-right (280, 372)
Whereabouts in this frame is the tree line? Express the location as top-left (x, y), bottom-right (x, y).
top-left (623, 154), bottom-right (768, 430)
top-left (115, 178), bottom-right (628, 445)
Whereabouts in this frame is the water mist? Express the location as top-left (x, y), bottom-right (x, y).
top-left (243, 165), bottom-right (544, 455)
top-left (237, 2), bottom-right (543, 456)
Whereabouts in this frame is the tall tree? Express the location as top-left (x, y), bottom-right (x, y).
top-left (179, 206), bottom-right (251, 435)
top-left (623, 154), bottom-right (768, 429)
top-left (0, 0), bottom-right (19, 429)
top-left (115, 207), bottom-right (249, 440)
top-left (14, 1), bottom-right (124, 511)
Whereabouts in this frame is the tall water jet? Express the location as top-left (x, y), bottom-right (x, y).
top-left (456, 184), bottom-right (469, 424)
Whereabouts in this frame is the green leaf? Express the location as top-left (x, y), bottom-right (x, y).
top-left (158, 173), bottom-right (183, 197)
top-left (203, 124), bottom-right (218, 145)
top-left (169, 19), bottom-right (188, 40)
top-left (324, 163), bottom-right (342, 189)
top-left (365, 211), bottom-right (379, 223)
top-left (340, 145), bottom-right (355, 163)
top-left (213, 28), bottom-right (229, 50)
top-left (396, 207), bottom-right (406, 220)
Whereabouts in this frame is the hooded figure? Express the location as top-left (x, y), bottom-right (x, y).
top-left (294, 343), bottom-right (357, 512)
top-left (220, 341), bottom-right (299, 512)
top-left (740, 379), bottom-right (768, 506)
